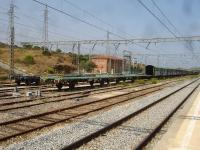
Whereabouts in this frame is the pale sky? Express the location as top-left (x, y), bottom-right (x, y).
top-left (0, 0), bottom-right (200, 68)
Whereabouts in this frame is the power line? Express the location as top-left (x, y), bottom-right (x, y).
top-left (63, 0), bottom-right (113, 29)
top-left (33, 0), bottom-right (108, 33)
top-left (16, 13), bottom-right (97, 40)
top-left (63, 0), bottom-right (181, 51)
top-left (32, 0), bottom-right (138, 40)
top-left (137, 0), bottom-right (177, 38)
top-left (149, 0), bottom-right (200, 63)
top-left (0, 18), bottom-right (80, 41)
top-left (32, 0), bottom-right (153, 51)
top-left (150, 0), bottom-right (182, 36)
top-left (63, 0), bottom-right (135, 38)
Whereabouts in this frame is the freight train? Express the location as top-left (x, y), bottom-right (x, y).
top-left (145, 65), bottom-right (193, 76)
top-left (14, 65), bottom-right (197, 89)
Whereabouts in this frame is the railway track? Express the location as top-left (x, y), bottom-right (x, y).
top-left (0, 82), bottom-right (150, 107)
top-left (0, 79), bottom-right (176, 111)
top-left (60, 78), bottom-right (199, 150)
top-left (0, 80), bottom-right (120, 94)
top-left (0, 82), bottom-right (118, 99)
top-left (0, 79), bottom-right (177, 143)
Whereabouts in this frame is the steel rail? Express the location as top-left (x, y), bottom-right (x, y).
top-left (135, 82), bottom-right (200, 149)
top-left (0, 83), bottom-right (150, 109)
top-left (0, 81), bottom-right (172, 141)
top-left (61, 78), bottom-right (199, 150)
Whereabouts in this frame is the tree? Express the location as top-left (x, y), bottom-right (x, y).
top-left (81, 61), bottom-right (96, 73)
top-left (23, 44), bottom-right (33, 49)
top-left (53, 64), bottom-right (76, 74)
top-left (33, 46), bottom-right (41, 50)
top-left (56, 49), bottom-right (62, 53)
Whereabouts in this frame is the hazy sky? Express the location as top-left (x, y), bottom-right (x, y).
top-left (0, 0), bottom-right (200, 68)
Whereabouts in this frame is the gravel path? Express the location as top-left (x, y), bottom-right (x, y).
top-left (1, 79), bottom-right (195, 150)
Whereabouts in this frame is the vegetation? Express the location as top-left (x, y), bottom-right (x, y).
top-left (23, 44), bottom-right (33, 49)
top-left (150, 78), bottom-right (158, 84)
top-left (53, 64), bottom-right (76, 74)
top-left (56, 49), bottom-right (62, 53)
top-left (23, 55), bottom-right (35, 65)
top-left (0, 67), bottom-right (9, 81)
top-left (0, 42), bottom-right (7, 48)
top-left (42, 49), bottom-right (51, 56)
top-left (0, 75), bottom-right (8, 81)
top-left (33, 46), bottom-right (41, 50)
top-left (136, 79), bottom-right (146, 84)
top-left (119, 82), bottom-right (130, 86)
top-left (80, 61), bottom-right (96, 72)
top-left (47, 67), bottom-right (54, 74)
top-left (0, 42), bottom-right (73, 74)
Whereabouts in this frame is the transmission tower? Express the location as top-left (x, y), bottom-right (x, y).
top-left (8, 0), bottom-right (15, 78)
top-left (43, 5), bottom-right (48, 51)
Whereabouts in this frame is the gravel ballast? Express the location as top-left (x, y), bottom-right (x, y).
top-left (1, 79), bottom-right (197, 150)
top-left (78, 80), bottom-right (200, 150)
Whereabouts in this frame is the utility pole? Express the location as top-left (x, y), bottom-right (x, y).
top-left (43, 5), bottom-right (48, 51)
top-left (113, 43), bottom-right (120, 74)
top-left (77, 42), bottom-right (80, 75)
top-left (144, 54), bottom-right (147, 65)
top-left (106, 31), bottom-right (111, 73)
top-left (122, 50), bottom-right (125, 74)
top-left (8, 0), bottom-right (15, 79)
top-left (157, 55), bottom-right (160, 67)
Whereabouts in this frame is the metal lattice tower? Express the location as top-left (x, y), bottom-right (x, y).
top-left (43, 5), bottom-right (48, 51)
top-left (8, 0), bottom-right (15, 78)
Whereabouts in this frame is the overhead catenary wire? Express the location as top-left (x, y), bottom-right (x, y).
top-left (150, 0), bottom-right (200, 63)
top-left (148, 0), bottom-right (199, 63)
top-left (62, 1), bottom-right (169, 51)
top-left (16, 12), bottom-right (98, 40)
top-left (0, 18), bottom-right (80, 41)
top-left (33, 0), bottom-right (111, 35)
top-left (137, 0), bottom-right (200, 65)
top-left (31, 0), bottom-right (126, 40)
top-left (63, 0), bottom-right (113, 29)
top-left (32, 0), bottom-right (155, 51)
top-left (63, 0), bottom-right (143, 40)
top-left (137, 0), bottom-right (177, 38)
top-left (150, 0), bottom-right (182, 36)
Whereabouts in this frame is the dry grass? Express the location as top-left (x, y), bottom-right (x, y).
top-left (0, 47), bottom-right (73, 75)
top-left (0, 67), bottom-right (8, 75)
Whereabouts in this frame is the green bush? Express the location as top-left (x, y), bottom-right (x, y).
top-left (23, 55), bottom-right (35, 65)
top-left (136, 79), bottom-right (146, 84)
top-left (33, 46), bottom-right (41, 50)
top-left (0, 42), bottom-right (7, 48)
top-left (56, 49), bottom-right (62, 53)
top-left (47, 67), bottom-right (54, 74)
top-left (23, 44), bottom-right (33, 49)
top-left (119, 82), bottom-right (129, 86)
top-left (80, 61), bottom-right (97, 73)
top-left (0, 76), bottom-right (8, 81)
top-left (151, 78), bottom-right (158, 84)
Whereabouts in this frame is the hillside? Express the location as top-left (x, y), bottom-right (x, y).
top-left (0, 67), bottom-right (8, 76)
top-left (0, 44), bottom-right (74, 75)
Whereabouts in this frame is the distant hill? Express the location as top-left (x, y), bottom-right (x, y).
top-left (0, 42), bottom-right (74, 75)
